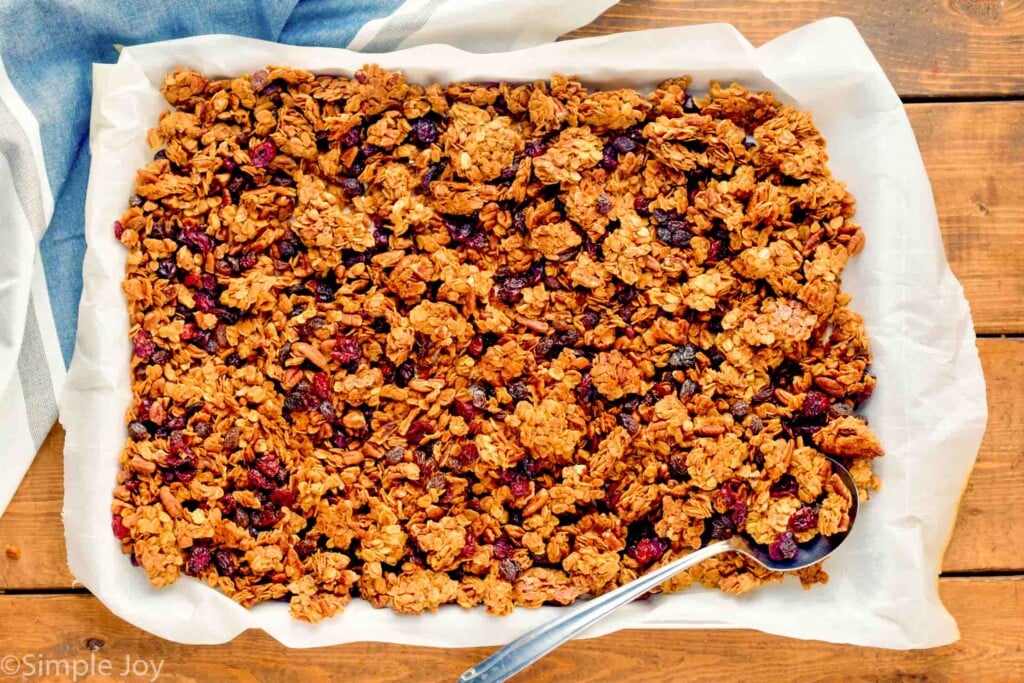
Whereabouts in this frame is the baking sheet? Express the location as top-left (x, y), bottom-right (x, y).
top-left (61, 18), bottom-right (988, 649)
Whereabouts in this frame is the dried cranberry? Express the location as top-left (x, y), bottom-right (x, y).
top-left (580, 310), bottom-right (600, 330)
top-left (413, 449), bottom-right (437, 477)
top-left (180, 227), bottom-right (213, 254)
top-left (311, 372), bottom-right (331, 401)
top-left (788, 507), bottom-right (819, 533)
top-left (768, 531), bottom-right (799, 561)
top-left (719, 480), bottom-right (745, 509)
top-left (461, 334), bottom-right (484, 360)
top-left (277, 239), bottom-right (297, 261)
top-left (554, 329), bottom-right (580, 348)
top-left (410, 118), bottom-right (438, 145)
top-left (770, 474), bottom-right (800, 498)
top-left (294, 539), bottom-right (317, 559)
top-left (167, 430), bottom-right (187, 455)
top-left (395, 361), bottom-right (416, 387)
top-left (420, 161), bottom-right (446, 190)
top-left (111, 514), bottom-right (130, 540)
top-left (576, 374), bottom-right (596, 405)
top-left (113, 221), bottom-right (124, 239)
top-left (627, 537), bottom-right (667, 565)
top-left (132, 331), bottom-right (155, 360)
top-left (457, 442), bottom-right (479, 469)
top-left (633, 196), bottom-right (652, 215)
top-left (498, 558), bottom-right (522, 582)
top-left (250, 140), bottom-right (276, 168)
top-left (340, 127), bottom-right (361, 148)
top-left (600, 145), bottom-right (618, 170)
top-left (709, 513), bottom-right (735, 540)
top-left (447, 398), bottom-right (479, 423)
top-left (186, 545), bottom-right (212, 574)
top-left (331, 336), bottom-right (361, 365)
top-left (256, 455), bottom-right (282, 478)
top-left (460, 530), bottom-right (478, 559)
top-left (730, 500), bottom-right (748, 528)
top-left (492, 537), bottom-right (513, 560)
top-left (372, 227), bottom-right (391, 251)
top-left (339, 177), bottom-right (363, 198)
top-left (495, 276), bottom-right (525, 304)
top-left (247, 469), bottom-right (273, 490)
top-left (239, 251), bottom-right (258, 270)
top-left (406, 420), bottom-right (434, 444)
top-left (156, 259), bottom-right (177, 279)
top-left (250, 504), bottom-right (283, 529)
top-left (510, 474), bottom-right (530, 499)
top-left (524, 141), bottom-right (547, 158)
top-left (801, 390), bottom-right (830, 418)
top-left (314, 281), bottom-right (336, 303)
top-left (193, 291), bottom-right (215, 313)
top-left (609, 136), bottom-right (634, 154)
top-left (270, 488), bottom-right (295, 508)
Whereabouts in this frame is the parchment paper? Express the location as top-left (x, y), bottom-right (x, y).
top-left (62, 18), bottom-right (988, 649)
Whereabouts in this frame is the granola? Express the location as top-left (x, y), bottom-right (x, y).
top-left (111, 65), bottom-right (882, 621)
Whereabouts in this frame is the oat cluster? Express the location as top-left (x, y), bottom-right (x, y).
top-left (111, 64), bottom-right (883, 622)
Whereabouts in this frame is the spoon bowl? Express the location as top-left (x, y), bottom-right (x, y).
top-left (460, 457), bottom-right (860, 683)
top-left (730, 456), bottom-right (859, 571)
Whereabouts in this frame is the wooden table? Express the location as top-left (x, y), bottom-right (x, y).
top-left (2, 2), bottom-right (1022, 680)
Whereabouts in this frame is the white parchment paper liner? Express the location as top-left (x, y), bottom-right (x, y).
top-left (62, 19), bottom-right (987, 649)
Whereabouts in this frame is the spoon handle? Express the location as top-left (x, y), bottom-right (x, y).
top-left (458, 540), bottom-right (732, 683)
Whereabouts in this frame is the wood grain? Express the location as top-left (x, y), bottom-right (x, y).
top-left (0, 336), bottom-right (1018, 588)
top-left (909, 102), bottom-right (1024, 335)
top-left (946, 338), bottom-right (1024, 572)
top-left (563, 0), bottom-right (1024, 98)
top-left (0, 578), bottom-right (1019, 681)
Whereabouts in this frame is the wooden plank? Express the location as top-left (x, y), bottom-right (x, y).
top-left (945, 338), bottom-right (1024, 572)
top-left (563, 0), bottom-right (1024, 98)
top-left (0, 578), bottom-right (1019, 681)
top-left (0, 427), bottom-right (72, 590)
top-left (0, 338), bottom-right (1019, 588)
top-left (909, 102), bottom-right (1024, 335)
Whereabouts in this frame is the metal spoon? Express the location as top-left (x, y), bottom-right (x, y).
top-left (459, 457), bottom-right (859, 683)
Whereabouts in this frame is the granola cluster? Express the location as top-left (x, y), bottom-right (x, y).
top-left (111, 64), bottom-right (882, 622)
